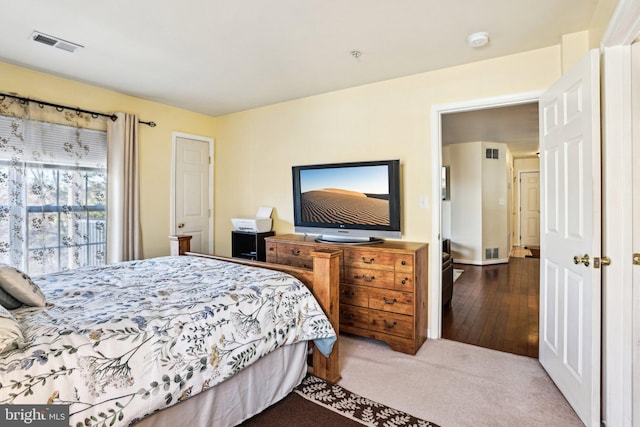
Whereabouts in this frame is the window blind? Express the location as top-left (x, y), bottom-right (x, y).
top-left (0, 115), bottom-right (107, 167)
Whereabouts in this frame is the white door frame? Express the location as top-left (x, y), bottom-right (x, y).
top-left (429, 90), bottom-right (542, 339)
top-left (517, 169), bottom-right (540, 247)
top-left (599, 0), bottom-right (640, 424)
top-left (170, 132), bottom-right (214, 254)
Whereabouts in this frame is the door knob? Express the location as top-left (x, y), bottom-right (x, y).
top-left (177, 222), bottom-right (185, 229)
top-left (573, 254), bottom-right (590, 267)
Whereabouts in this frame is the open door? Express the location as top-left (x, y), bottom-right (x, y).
top-left (538, 49), bottom-right (601, 426)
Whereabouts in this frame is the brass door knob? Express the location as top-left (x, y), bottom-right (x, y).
top-left (573, 254), bottom-right (590, 267)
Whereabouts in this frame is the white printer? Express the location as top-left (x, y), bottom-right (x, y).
top-left (231, 206), bottom-right (273, 233)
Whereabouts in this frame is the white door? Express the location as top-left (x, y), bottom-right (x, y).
top-left (520, 171), bottom-right (540, 247)
top-left (538, 49), bottom-right (601, 426)
top-left (173, 134), bottom-right (213, 254)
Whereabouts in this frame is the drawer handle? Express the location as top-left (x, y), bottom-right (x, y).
top-left (341, 311), bottom-right (355, 320)
top-left (290, 249), bottom-right (300, 256)
top-left (341, 290), bottom-right (355, 298)
top-left (356, 274), bottom-right (375, 283)
top-left (268, 247), bottom-right (274, 251)
top-left (401, 278), bottom-right (408, 285)
top-left (383, 297), bottom-right (397, 305)
top-left (383, 319), bottom-right (397, 329)
top-left (361, 257), bottom-right (375, 264)
top-left (401, 260), bottom-right (406, 266)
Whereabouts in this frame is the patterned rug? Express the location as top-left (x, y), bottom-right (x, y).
top-left (242, 375), bottom-right (439, 426)
top-left (295, 375), bottom-right (438, 426)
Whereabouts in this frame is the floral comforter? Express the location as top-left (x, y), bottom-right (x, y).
top-left (0, 256), bottom-right (336, 426)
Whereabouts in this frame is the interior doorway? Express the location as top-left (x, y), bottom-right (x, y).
top-left (440, 107), bottom-right (540, 358)
top-left (429, 92), bottom-right (539, 355)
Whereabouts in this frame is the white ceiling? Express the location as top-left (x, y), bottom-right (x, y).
top-left (442, 102), bottom-right (540, 158)
top-left (0, 0), bottom-right (599, 118)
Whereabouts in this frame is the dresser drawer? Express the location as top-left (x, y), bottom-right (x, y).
top-left (339, 284), bottom-right (368, 307)
top-left (395, 254), bottom-right (414, 273)
top-left (344, 249), bottom-right (395, 270)
top-left (339, 305), bottom-right (369, 330)
top-left (344, 267), bottom-right (394, 288)
top-left (369, 310), bottom-right (414, 338)
top-left (368, 288), bottom-right (414, 315)
top-left (394, 273), bottom-right (414, 292)
top-left (270, 243), bottom-right (315, 268)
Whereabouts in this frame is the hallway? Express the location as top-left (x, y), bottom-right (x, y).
top-left (441, 255), bottom-right (540, 358)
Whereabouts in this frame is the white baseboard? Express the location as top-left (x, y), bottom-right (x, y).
top-left (453, 258), bottom-right (509, 265)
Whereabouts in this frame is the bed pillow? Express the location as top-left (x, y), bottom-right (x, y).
top-left (0, 264), bottom-right (46, 307)
top-left (0, 285), bottom-right (23, 309)
top-left (0, 305), bottom-right (24, 353)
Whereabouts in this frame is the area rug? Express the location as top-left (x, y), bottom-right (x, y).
top-left (453, 268), bottom-right (463, 282)
top-left (525, 246), bottom-right (540, 258)
top-left (241, 374), bottom-right (439, 426)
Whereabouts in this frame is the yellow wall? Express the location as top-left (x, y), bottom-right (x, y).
top-left (214, 46), bottom-right (562, 257)
top-left (0, 61), bottom-right (217, 258)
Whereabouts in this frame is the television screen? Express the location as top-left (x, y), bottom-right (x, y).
top-left (292, 160), bottom-right (401, 243)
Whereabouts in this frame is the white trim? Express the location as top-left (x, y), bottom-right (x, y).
top-left (429, 90), bottom-right (543, 339)
top-left (170, 132), bottom-right (215, 254)
top-left (454, 258), bottom-right (510, 266)
top-left (601, 0), bottom-right (640, 47)
top-left (599, 1), bottom-right (640, 421)
top-left (600, 44), bottom-right (635, 427)
top-left (632, 43), bottom-right (640, 427)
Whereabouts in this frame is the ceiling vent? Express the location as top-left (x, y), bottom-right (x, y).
top-left (31, 31), bottom-right (83, 53)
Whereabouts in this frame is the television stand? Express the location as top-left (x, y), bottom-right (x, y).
top-left (265, 234), bottom-right (428, 354)
top-left (315, 235), bottom-right (384, 245)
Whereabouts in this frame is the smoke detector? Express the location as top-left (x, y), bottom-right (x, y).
top-left (467, 32), bottom-right (490, 48)
top-left (30, 31), bottom-right (83, 53)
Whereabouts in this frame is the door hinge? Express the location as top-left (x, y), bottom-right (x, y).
top-left (633, 253), bottom-right (640, 266)
top-left (208, 156), bottom-right (211, 164)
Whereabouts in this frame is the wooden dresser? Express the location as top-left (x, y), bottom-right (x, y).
top-left (265, 234), bottom-right (428, 354)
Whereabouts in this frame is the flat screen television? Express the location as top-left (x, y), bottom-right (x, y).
top-left (292, 159), bottom-right (401, 244)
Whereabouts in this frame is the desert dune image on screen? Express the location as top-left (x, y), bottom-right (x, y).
top-left (299, 165), bottom-right (390, 226)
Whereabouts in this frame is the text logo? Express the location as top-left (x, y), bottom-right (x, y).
top-left (0, 405), bottom-right (69, 427)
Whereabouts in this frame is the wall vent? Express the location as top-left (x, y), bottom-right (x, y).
top-left (485, 148), bottom-right (499, 159)
top-left (31, 31), bottom-right (83, 53)
top-left (485, 248), bottom-right (499, 259)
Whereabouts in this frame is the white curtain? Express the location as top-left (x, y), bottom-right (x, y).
top-left (0, 97), bottom-right (108, 274)
top-left (106, 112), bottom-right (142, 263)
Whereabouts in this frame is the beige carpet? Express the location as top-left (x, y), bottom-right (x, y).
top-left (337, 334), bottom-right (583, 427)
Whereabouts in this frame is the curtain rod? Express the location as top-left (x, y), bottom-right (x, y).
top-left (0, 93), bottom-right (156, 127)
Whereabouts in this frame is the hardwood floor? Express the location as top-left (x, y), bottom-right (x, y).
top-left (441, 256), bottom-right (540, 358)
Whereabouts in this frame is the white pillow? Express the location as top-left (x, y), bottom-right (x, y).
top-left (0, 305), bottom-right (25, 353)
top-left (0, 285), bottom-right (22, 309)
top-left (0, 265), bottom-right (46, 307)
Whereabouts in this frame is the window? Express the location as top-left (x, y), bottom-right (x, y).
top-left (0, 115), bottom-right (107, 274)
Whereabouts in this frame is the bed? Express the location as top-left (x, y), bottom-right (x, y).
top-left (0, 235), bottom-right (340, 427)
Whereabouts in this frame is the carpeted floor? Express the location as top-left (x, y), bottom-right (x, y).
top-left (243, 335), bottom-right (582, 426)
top-left (241, 375), bottom-right (438, 426)
top-left (337, 334), bottom-right (583, 427)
